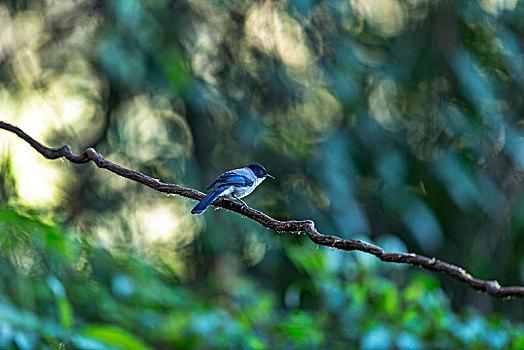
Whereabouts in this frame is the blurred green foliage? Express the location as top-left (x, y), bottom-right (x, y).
top-left (1, 208), bottom-right (523, 349)
top-left (0, 0), bottom-right (524, 347)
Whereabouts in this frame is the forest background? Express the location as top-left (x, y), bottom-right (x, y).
top-left (0, 0), bottom-right (523, 348)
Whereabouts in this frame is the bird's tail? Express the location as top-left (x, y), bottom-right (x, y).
top-left (191, 190), bottom-right (224, 214)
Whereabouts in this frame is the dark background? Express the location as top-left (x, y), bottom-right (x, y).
top-left (0, 0), bottom-right (523, 348)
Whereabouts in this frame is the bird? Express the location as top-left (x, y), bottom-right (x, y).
top-left (191, 163), bottom-right (274, 214)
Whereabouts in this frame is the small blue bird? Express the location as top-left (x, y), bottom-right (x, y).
top-left (191, 163), bottom-right (274, 214)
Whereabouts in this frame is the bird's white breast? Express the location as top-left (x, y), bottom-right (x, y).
top-left (221, 176), bottom-right (265, 199)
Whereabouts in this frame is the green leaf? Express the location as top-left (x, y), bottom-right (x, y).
top-left (81, 325), bottom-right (152, 350)
top-left (57, 299), bottom-right (73, 329)
top-left (382, 284), bottom-right (399, 317)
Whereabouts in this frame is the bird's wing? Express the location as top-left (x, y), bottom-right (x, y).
top-left (206, 171), bottom-right (254, 190)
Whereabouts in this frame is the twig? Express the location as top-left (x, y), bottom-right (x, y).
top-left (1, 120), bottom-right (523, 298)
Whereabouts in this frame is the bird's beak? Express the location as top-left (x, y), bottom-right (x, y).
top-left (266, 174), bottom-right (275, 179)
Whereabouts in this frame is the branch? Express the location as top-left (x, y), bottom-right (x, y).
top-left (1, 121), bottom-right (523, 298)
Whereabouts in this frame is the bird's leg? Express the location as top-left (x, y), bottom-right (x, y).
top-left (232, 194), bottom-right (249, 210)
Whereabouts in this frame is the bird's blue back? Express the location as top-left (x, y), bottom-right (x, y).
top-left (206, 169), bottom-right (255, 190)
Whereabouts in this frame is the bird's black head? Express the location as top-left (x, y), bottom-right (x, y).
top-left (248, 163), bottom-right (274, 179)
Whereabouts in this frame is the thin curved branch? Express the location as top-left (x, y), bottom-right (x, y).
top-left (1, 120), bottom-right (523, 298)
